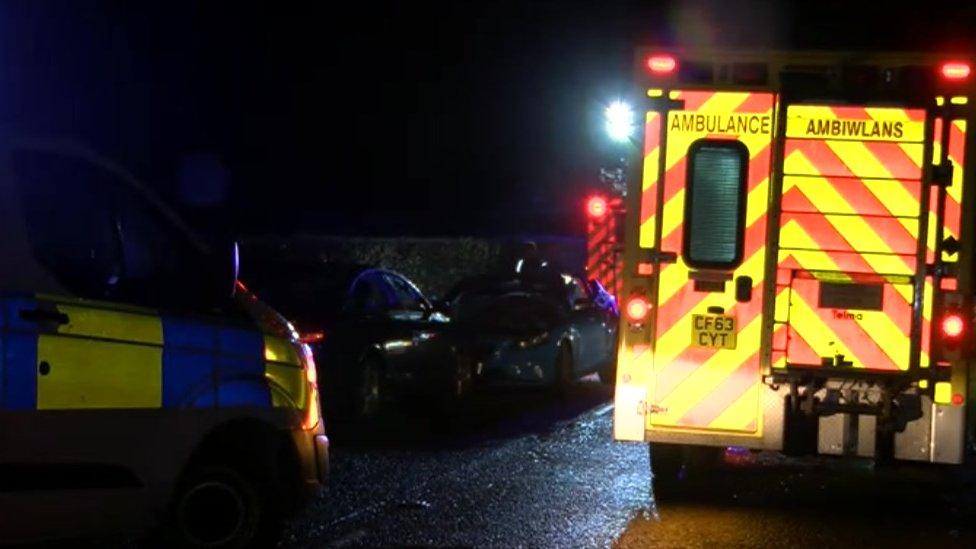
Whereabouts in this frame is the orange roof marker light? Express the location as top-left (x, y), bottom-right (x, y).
top-left (646, 54), bottom-right (678, 75)
top-left (941, 61), bottom-right (971, 81)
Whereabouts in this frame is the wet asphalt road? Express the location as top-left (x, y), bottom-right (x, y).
top-left (281, 379), bottom-right (649, 548)
top-left (31, 379), bottom-right (976, 548)
top-left (283, 379), bottom-right (976, 548)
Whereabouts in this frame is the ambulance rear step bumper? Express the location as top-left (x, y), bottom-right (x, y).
top-left (767, 365), bottom-right (949, 385)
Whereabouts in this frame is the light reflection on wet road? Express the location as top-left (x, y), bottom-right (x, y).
top-left (284, 380), bottom-right (976, 548)
top-left (283, 380), bottom-right (649, 547)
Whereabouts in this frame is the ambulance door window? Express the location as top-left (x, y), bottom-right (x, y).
top-left (683, 140), bottom-right (749, 269)
top-left (11, 151), bottom-right (122, 299)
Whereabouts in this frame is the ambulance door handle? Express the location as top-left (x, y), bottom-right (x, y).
top-left (19, 308), bottom-right (70, 325)
top-left (735, 276), bottom-right (753, 303)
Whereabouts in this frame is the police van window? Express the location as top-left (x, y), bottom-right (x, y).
top-left (683, 140), bottom-right (748, 269)
top-left (112, 185), bottom-right (210, 310)
top-left (11, 151), bottom-right (122, 299)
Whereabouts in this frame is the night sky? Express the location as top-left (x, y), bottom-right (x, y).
top-left (2, 1), bottom-right (976, 240)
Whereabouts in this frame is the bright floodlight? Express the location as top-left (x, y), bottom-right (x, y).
top-left (605, 100), bottom-right (635, 142)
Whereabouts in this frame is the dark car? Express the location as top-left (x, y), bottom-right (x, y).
top-left (444, 272), bottom-right (618, 390)
top-left (241, 261), bottom-right (459, 420)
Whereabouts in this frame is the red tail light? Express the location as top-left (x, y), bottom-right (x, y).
top-left (626, 295), bottom-right (650, 323)
top-left (300, 331), bottom-right (326, 344)
top-left (941, 61), bottom-right (971, 81)
top-left (941, 313), bottom-right (965, 339)
top-left (646, 54), bottom-right (678, 75)
top-left (586, 195), bottom-right (609, 219)
top-left (300, 343), bottom-right (321, 430)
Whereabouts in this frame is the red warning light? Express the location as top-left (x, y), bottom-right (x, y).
top-left (646, 54), bottom-right (678, 75)
top-left (586, 195), bottom-right (609, 219)
top-left (941, 61), bottom-right (971, 81)
top-left (952, 393), bottom-right (965, 406)
top-left (942, 313), bottom-right (965, 339)
top-left (626, 296), bottom-right (650, 323)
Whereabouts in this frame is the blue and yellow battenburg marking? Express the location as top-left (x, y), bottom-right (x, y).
top-left (0, 296), bottom-right (307, 411)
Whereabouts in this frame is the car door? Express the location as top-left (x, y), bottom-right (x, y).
top-left (382, 272), bottom-right (448, 383)
top-left (567, 276), bottom-right (606, 373)
top-left (345, 271), bottom-right (411, 373)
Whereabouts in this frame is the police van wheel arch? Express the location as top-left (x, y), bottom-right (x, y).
top-left (171, 464), bottom-right (271, 549)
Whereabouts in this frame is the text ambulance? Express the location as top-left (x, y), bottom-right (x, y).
top-left (612, 50), bottom-right (976, 478)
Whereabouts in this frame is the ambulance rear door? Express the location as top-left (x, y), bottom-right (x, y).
top-left (644, 91), bottom-right (775, 437)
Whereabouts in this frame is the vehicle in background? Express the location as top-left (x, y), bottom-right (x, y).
top-left (588, 278), bottom-right (619, 318)
top-left (240, 261), bottom-right (461, 421)
top-left (0, 140), bottom-right (327, 547)
top-left (443, 272), bottom-right (618, 391)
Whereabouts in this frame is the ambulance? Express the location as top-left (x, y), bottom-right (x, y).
top-left (611, 50), bottom-right (976, 478)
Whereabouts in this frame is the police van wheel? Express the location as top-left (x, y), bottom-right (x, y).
top-left (170, 465), bottom-right (273, 549)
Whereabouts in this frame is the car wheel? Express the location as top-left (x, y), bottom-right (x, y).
top-left (439, 352), bottom-right (474, 415)
top-left (551, 342), bottom-right (574, 395)
top-left (169, 465), bottom-right (275, 549)
top-left (452, 353), bottom-right (475, 400)
top-left (356, 356), bottom-right (384, 420)
top-left (598, 344), bottom-right (618, 386)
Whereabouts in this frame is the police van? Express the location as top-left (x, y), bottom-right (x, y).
top-left (612, 50), bottom-right (976, 479)
top-left (0, 139), bottom-right (327, 546)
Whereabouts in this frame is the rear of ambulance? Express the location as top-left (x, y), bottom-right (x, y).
top-left (613, 50), bottom-right (975, 465)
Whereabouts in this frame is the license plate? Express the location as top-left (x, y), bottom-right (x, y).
top-left (691, 314), bottom-right (737, 349)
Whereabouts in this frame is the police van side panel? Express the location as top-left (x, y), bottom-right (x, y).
top-left (0, 144), bottom-right (323, 542)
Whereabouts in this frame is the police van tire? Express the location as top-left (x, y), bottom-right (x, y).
top-left (169, 464), bottom-right (277, 549)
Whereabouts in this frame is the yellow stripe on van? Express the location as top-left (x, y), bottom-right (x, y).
top-left (55, 304), bottom-right (163, 345)
top-left (37, 335), bottom-right (162, 409)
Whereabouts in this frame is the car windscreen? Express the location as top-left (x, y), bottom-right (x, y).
top-left (453, 291), bottom-right (562, 334)
top-left (240, 263), bottom-right (356, 324)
